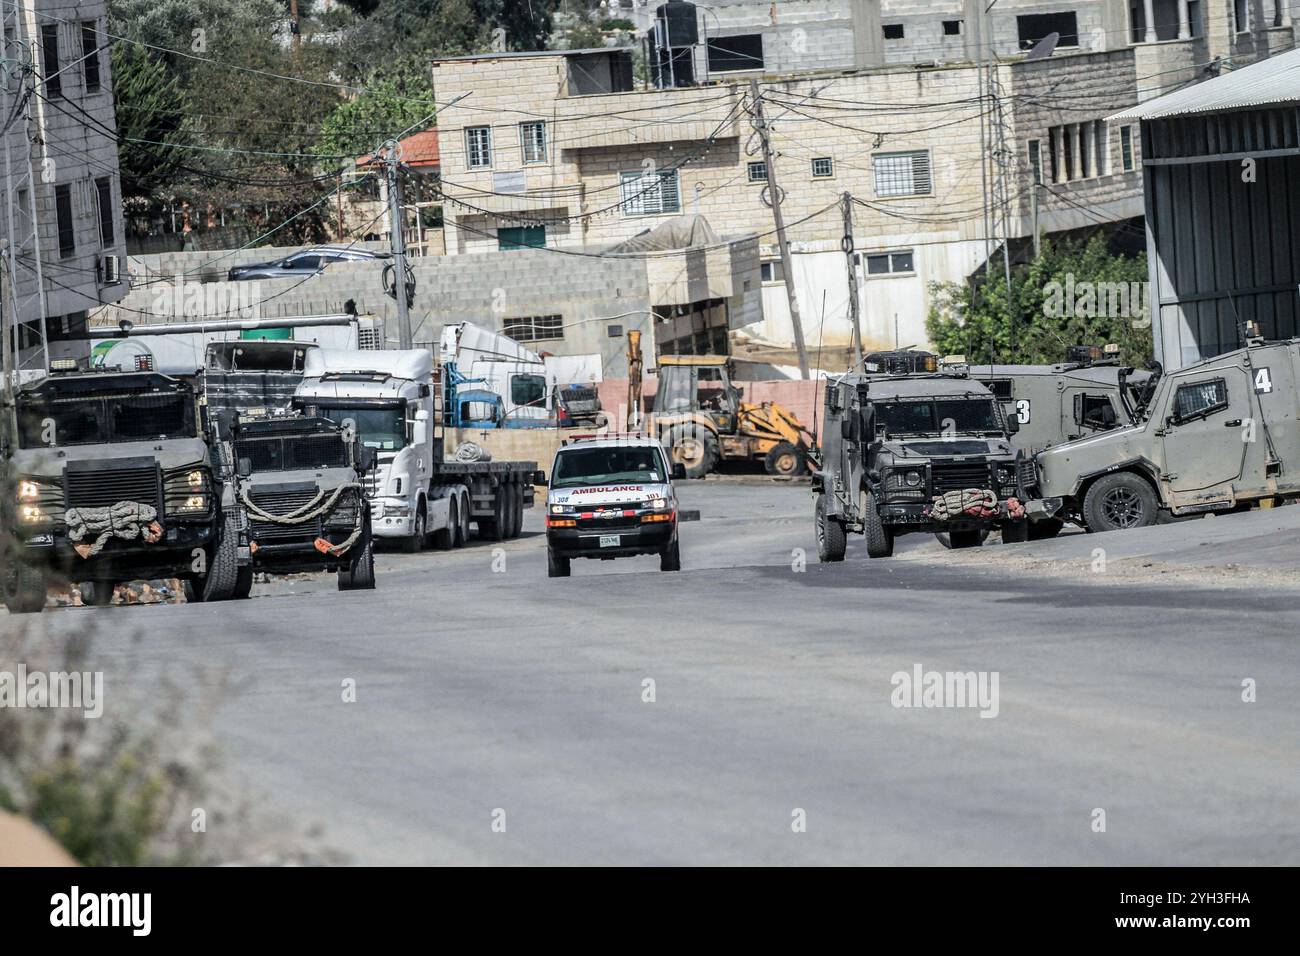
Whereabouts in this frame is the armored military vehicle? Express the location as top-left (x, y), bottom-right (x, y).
top-left (1029, 337), bottom-right (1300, 533)
top-left (1, 369), bottom-right (236, 613)
top-left (961, 345), bottom-right (1158, 455)
top-left (228, 414), bottom-right (376, 590)
top-left (812, 370), bottom-right (1034, 559)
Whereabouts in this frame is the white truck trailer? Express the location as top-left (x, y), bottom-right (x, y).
top-left (293, 348), bottom-right (540, 551)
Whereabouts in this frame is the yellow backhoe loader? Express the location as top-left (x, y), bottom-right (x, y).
top-left (650, 355), bottom-right (816, 478)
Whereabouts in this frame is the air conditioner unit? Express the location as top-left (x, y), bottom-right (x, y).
top-left (102, 254), bottom-right (119, 284)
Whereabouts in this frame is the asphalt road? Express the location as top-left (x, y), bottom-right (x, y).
top-left (7, 480), bottom-right (1299, 865)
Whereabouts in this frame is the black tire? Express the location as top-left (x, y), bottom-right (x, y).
top-left (338, 521), bottom-right (376, 591)
top-left (512, 482), bottom-right (526, 539)
top-left (665, 424), bottom-right (719, 480)
top-left (185, 518), bottom-right (238, 602)
top-left (232, 565), bottom-right (254, 600)
top-left (660, 536), bottom-right (681, 572)
top-left (815, 494), bottom-right (847, 562)
top-left (948, 529), bottom-right (983, 549)
top-left (404, 502), bottom-right (427, 553)
top-left (547, 547), bottom-right (571, 578)
top-left (480, 485), bottom-right (507, 541)
top-left (1027, 518), bottom-right (1064, 541)
top-left (84, 581), bottom-right (115, 607)
top-left (456, 491), bottom-right (471, 547)
top-left (435, 498), bottom-right (457, 550)
top-left (3, 561), bottom-right (48, 614)
top-left (504, 481), bottom-right (521, 540)
top-left (1082, 472), bottom-right (1159, 533)
top-left (1001, 518), bottom-right (1029, 544)
top-left (764, 441), bottom-right (807, 477)
top-left (863, 490), bottom-right (894, 558)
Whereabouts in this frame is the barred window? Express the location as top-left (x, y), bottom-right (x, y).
top-left (520, 121), bottom-right (546, 164)
top-left (1120, 125), bottom-right (1135, 171)
top-left (811, 157), bottom-right (834, 178)
top-left (747, 161), bottom-right (767, 182)
top-left (503, 314), bottom-right (564, 343)
top-left (466, 126), bottom-right (492, 169)
top-left (873, 150), bottom-right (931, 197)
top-left (619, 169), bottom-right (681, 216)
top-left (1174, 379), bottom-right (1228, 421)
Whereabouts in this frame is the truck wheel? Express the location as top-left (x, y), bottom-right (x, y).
top-left (1027, 518), bottom-right (1064, 541)
top-left (948, 529), bottom-right (983, 549)
top-left (765, 441), bottom-right (807, 477)
top-left (863, 491), bottom-right (894, 558)
top-left (83, 581), bottom-right (115, 607)
top-left (404, 502), bottom-right (427, 553)
top-left (338, 521), bottom-right (376, 590)
top-left (185, 519), bottom-right (238, 602)
top-left (547, 547), bottom-right (571, 578)
top-left (457, 491), bottom-right (471, 547)
top-left (435, 498), bottom-right (458, 550)
top-left (232, 565), bottom-right (254, 600)
top-left (666, 424), bottom-right (718, 479)
top-left (503, 481), bottom-right (520, 540)
top-left (1001, 519), bottom-right (1029, 544)
top-left (660, 536), bottom-right (681, 572)
top-left (481, 485), bottom-right (507, 541)
top-left (3, 561), bottom-right (48, 614)
top-left (1082, 472), bottom-right (1158, 532)
top-left (815, 494), bottom-right (847, 562)
top-left (512, 482), bottom-right (526, 538)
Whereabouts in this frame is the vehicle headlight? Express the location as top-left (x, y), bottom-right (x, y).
top-left (647, 497), bottom-right (668, 510)
top-left (904, 470), bottom-right (922, 487)
top-left (176, 495), bottom-right (208, 514)
top-left (186, 469), bottom-right (206, 490)
top-left (18, 479), bottom-right (40, 501)
top-left (19, 504), bottom-right (44, 524)
top-left (549, 504), bottom-right (570, 515)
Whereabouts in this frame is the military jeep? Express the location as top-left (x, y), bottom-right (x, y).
top-left (812, 372), bottom-right (1035, 559)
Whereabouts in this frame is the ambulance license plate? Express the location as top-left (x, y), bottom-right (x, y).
top-left (599, 535), bottom-right (621, 548)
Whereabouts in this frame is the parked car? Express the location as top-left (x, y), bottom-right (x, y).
top-left (227, 246), bottom-right (386, 281)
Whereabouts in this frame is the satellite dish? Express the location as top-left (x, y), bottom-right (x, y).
top-left (1025, 32), bottom-right (1059, 60)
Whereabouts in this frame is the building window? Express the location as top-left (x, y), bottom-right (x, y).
top-left (1173, 379), bottom-right (1228, 420)
top-left (497, 226), bottom-right (545, 251)
top-left (943, 20), bottom-right (963, 36)
top-left (1120, 125), bottom-right (1136, 171)
top-left (81, 22), bottom-right (100, 92)
top-left (883, 24), bottom-right (905, 40)
top-left (760, 260), bottom-right (784, 283)
top-left (746, 161), bottom-right (767, 182)
top-left (465, 126), bottom-right (492, 169)
top-left (1017, 12), bottom-right (1079, 49)
top-left (811, 157), bottom-right (834, 178)
top-left (863, 250), bottom-right (915, 276)
top-left (619, 169), bottom-right (681, 216)
top-left (1233, 0), bottom-right (1249, 32)
top-left (873, 150), bottom-right (931, 198)
top-left (520, 121), bottom-right (546, 164)
top-left (503, 315), bottom-right (563, 343)
top-left (41, 24), bottom-right (61, 98)
top-left (1027, 139), bottom-right (1043, 185)
top-left (707, 34), bottom-right (763, 73)
top-left (1046, 120), bottom-right (1107, 182)
top-left (95, 176), bottom-right (114, 245)
top-left (55, 185), bottom-right (74, 258)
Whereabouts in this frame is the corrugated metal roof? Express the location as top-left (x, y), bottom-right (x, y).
top-left (1109, 49), bottom-right (1300, 121)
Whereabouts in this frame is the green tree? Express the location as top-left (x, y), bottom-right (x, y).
top-left (927, 236), bottom-right (1153, 366)
top-left (315, 67), bottom-right (437, 159)
top-left (110, 44), bottom-right (191, 203)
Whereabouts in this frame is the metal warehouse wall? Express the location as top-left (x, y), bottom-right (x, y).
top-left (1147, 152), bottom-right (1300, 371)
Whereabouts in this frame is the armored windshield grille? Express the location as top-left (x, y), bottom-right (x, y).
top-left (112, 393), bottom-right (187, 439)
top-left (930, 461), bottom-right (993, 494)
top-left (65, 465), bottom-right (161, 512)
top-left (986, 379), bottom-right (1014, 400)
top-left (236, 435), bottom-right (347, 471)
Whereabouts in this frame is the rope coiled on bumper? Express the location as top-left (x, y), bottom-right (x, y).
top-left (65, 502), bottom-right (163, 559)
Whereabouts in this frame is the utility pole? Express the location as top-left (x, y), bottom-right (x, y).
top-left (381, 140), bottom-right (413, 350)
top-left (1030, 182), bottom-right (1040, 259)
top-left (749, 79), bottom-right (809, 380)
top-left (289, 0), bottom-right (303, 62)
top-left (840, 192), bottom-right (864, 368)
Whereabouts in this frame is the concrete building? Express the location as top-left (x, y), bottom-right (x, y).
top-left (0, 0), bottom-right (128, 373)
top-left (431, 1), bottom-right (1295, 360)
top-left (1111, 46), bottom-right (1300, 370)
